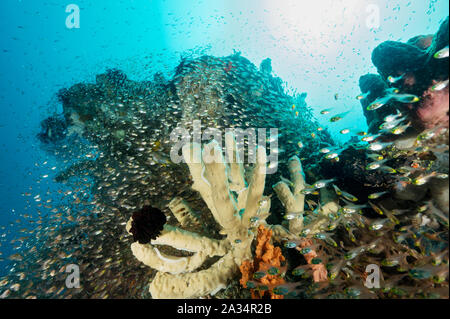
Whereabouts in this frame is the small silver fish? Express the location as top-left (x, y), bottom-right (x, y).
top-left (383, 110), bottom-right (403, 123)
top-left (284, 242), bottom-right (297, 249)
top-left (378, 166), bottom-right (397, 174)
top-left (330, 111), bottom-right (350, 122)
top-left (365, 159), bottom-right (387, 170)
top-left (390, 122), bottom-right (411, 135)
top-left (379, 117), bottom-right (405, 130)
top-left (369, 218), bottom-right (392, 230)
top-left (324, 152), bottom-right (339, 159)
top-left (367, 142), bottom-right (393, 151)
top-left (333, 185), bottom-right (358, 201)
top-left (385, 87), bottom-right (400, 95)
top-left (362, 134), bottom-right (381, 142)
top-left (434, 45), bottom-right (449, 59)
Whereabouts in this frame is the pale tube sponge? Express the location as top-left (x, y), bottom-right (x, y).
top-left (300, 188), bottom-right (340, 235)
top-left (273, 156), bottom-right (306, 234)
top-left (242, 144), bottom-right (267, 228)
top-left (224, 131), bottom-right (246, 194)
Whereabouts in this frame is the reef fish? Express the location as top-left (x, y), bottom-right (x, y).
top-left (368, 191), bottom-right (389, 199)
top-left (390, 93), bottom-right (420, 104)
top-left (366, 142), bottom-right (393, 151)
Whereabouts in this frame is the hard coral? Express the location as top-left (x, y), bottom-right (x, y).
top-left (240, 225), bottom-right (286, 299)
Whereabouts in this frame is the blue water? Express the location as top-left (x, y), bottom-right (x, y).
top-left (0, 0), bottom-right (448, 278)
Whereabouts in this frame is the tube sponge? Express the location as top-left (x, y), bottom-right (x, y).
top-left (273, 156), bottom-right (306, 234)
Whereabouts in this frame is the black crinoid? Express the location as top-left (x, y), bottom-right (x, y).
top-left (130, 206), bottom-right (167, 244)
top-left (37, 115), bottom-right (68, 144)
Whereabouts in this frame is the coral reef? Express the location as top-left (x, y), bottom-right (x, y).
top-left (351, 16), bottom-right (449, 215)
top-left (1, 48), bottom-right (338, 299)
top-left (127, 136), bottom-right (332, 299)
top-left (296, 16), bottom-right (450, 299)
top-left (320, 17), bottom-right (449, 220)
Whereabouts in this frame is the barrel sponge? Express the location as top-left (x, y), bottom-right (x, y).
top-left (127, 133), bottom-right (274, 298)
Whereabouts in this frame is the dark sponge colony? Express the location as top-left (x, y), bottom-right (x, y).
top-left (130, 206), bottom-right (167, 244)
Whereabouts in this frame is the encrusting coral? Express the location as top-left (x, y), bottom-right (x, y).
top-left (239, 225), bottom-right (286, 299)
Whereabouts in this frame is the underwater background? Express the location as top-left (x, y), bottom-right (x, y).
top-left (0, 0), bottom-right (448, 299)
